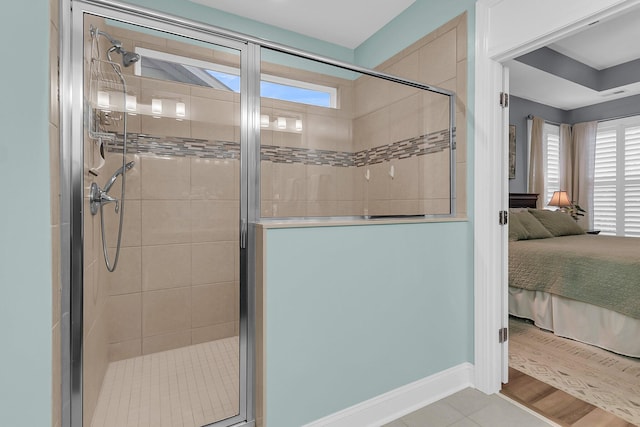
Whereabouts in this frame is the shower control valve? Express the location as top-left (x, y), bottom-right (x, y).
top-left (89, 182), bottom-right (119, 215)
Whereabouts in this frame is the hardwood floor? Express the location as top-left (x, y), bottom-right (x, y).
top-left (501, 367), bottom-right (637, 427)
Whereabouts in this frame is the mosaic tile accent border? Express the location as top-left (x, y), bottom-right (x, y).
top-left (106, 127), bottom-right (453, 167)
top-left (261, 145), bottom-right (354, 166)
top-left (107, 133), bottom-right (240, 159)
top-left (353, 129), bottom-right (451, 167)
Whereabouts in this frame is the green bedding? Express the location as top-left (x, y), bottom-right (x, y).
top-left (509, 234), bottom-right (640, 319)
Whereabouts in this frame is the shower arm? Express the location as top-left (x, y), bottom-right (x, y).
top-left (90, 25), bottom-right (122, 50)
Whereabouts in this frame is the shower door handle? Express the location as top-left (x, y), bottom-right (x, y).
top-left (240, 218), bottom-right (247, 249)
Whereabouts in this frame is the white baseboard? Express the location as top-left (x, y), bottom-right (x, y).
top-left (302, 363), bottom-right (475, 427)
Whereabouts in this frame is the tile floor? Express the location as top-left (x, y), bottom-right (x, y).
top-left (91, 337), bottom-right (239, 427)
top-left (383, 388), bottom-right (555, 427)
top-left (91, 336), bottom-right (555, 427)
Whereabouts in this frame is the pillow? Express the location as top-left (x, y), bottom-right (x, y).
top-left (508, 213), bottom-right (530, 241)
top-left (511, 211), bottom-right (554, 239)
top-left (509, 207), bottom-right (529, 213)
top-left (528, 209), bottom-right (585, 236)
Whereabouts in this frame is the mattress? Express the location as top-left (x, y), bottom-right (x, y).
top-left (509, 234), bottom-right (640, 319)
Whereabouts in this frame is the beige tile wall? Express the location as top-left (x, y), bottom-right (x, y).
top-left (355, 12), bottom-right (468, 216)
top-left (50, 1), bottom-right (61, 427)
top-left (80, 17), bottom-right (240, 424)
top-left (96, 16), bottom-right (467, 221)
top-left (98, 153), bottom-right (241, 362)
top-left (260, 13), bottom-right (467, 218)
top-left (86, 22), bottom-right (243, 369)
top-left (259, 66), bottom-right (357, 217)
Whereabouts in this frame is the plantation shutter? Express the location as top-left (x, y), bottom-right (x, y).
top-left (624, 126), bottom-right (640, 236)
top-left (593, 117), bottom-right (640, 237)
top-left (544, 124), bottom-right (560, 206)
top-left (594, 127), bottom-right (617, 234)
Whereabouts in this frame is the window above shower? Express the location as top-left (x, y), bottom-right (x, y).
top-left (133, 47), bottom-right (337, 108)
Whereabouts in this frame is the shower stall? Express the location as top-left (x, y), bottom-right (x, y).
top-left (63, 1), bottom-right (457, 426)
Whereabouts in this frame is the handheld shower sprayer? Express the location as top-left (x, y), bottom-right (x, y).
top-left (103, 160), bottom-right (135, 193)
top-left (89, 25), bottom-right (138, 273)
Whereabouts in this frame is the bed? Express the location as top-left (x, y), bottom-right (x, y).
top-left (508, 193), bottom-right (640, 357)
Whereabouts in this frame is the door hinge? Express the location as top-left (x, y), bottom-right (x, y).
top-left (499, 92), bottom-right (509, 108)
top-left (499, 210), bottom-right (508, 225)
top-left (499, 327), bottom-right (508, 343)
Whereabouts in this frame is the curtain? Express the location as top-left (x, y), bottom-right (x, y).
top-left (559, 123), bottom-right (573, 194)
top-left (527, 116), bottom-right (545, 208)
top-left (571, 121), bottom-right (597, 229)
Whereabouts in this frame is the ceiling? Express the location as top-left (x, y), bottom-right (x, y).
top-left (508, 5), bottom-right (640, 110)
top-left (190, 0), bottom-right (416, 49)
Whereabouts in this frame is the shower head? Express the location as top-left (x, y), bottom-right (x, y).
top-left (120, 49), bottom-right (141, 67)
top-left (107, 45), bottom-right (141, 67)
top-left (91, 26), bottom-right (141, 67)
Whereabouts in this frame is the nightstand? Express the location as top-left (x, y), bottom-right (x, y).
top-left (586, 230), bottom-right (601, 235)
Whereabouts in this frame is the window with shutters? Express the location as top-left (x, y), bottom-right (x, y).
top-left (543, 123), bottom-right (560, 206)
top-left (594, 116), bottom-right (640, 237)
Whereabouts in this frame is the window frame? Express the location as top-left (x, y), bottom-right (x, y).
top-left (134, 47), bottom-right (338, 108)
top-left (542, 122), bottom-right (560, 207)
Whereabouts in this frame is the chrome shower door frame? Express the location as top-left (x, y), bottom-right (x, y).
top-left (64, 1), bottom-right (259, 426)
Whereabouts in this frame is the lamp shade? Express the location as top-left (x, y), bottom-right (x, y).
top-left (548, 190), bottom-right (571, 208)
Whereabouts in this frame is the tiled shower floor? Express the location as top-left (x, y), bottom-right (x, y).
top-left (91, 337), bottom-right (239, 427)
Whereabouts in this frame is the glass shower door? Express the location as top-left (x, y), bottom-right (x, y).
top-left (74, 6), bottom-right (248, 427)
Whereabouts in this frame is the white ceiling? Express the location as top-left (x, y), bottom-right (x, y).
top-left (548, 7), bottom-right (640, 70)
top-left (509, 5), bottom-right (640, 110)
top-left (506, 59), bottom-right (640, 110)
top-left (190, 0), bottom-right (416, 49)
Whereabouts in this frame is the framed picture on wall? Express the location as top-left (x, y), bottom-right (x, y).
top-left (509, 124), bottom-right (516, 179)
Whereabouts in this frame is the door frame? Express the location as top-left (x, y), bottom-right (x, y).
top-left (473, 0), bottom-right (640, 394)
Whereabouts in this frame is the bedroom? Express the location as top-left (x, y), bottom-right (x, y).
top-left (505, 4), bottom-right (640, 425)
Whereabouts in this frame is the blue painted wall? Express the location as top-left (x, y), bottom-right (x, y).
top-left (356, 0), bottom-right (476, 68)
top-left (567, 93), bottom-right (640, 124)
top-left (265, 222), bottom-right (473, 426)
top-left (0, 1), bottom-right (52, 426)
